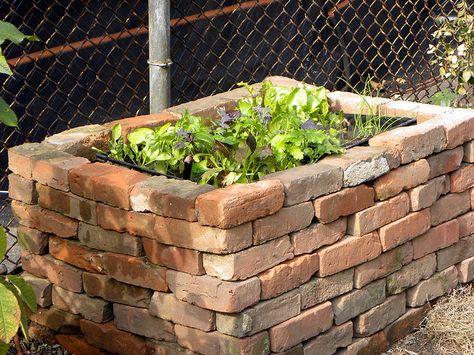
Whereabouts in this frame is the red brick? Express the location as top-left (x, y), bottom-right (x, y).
top-left (8, 143), bottom-right (58, 178)
top-left (259, 253), bottom-right (319, 300)
top-left (105, 112), bottom-right (179, 138)
top-left (30, 306), bottom-right (81, 332)
top-left (28, 322), bottom-right (56, 343)
top-left (303, 322), bottom-right (353, 355)
top-left (33, 155), bottom-right (90, 191)
top-left (457, 256), bottom-right (474, 283)
top-left (167, 270), bottom-right (260, 313)
top-left (412, 220), bottom-right (459, 259)
top-left (427, 146), bottom-right (464, 179)
top-left (175, 325), bottom-right (269, 354)
top-left (269, 302), bottom-right (333, 352)
top-left (436, 235), bottom-right (474, 271)
top-left (11, 201), bottom-right (78, 238)
top-left (290, 218), bottom-right (346, 255)
top-left (252, 202), bottom-right (314, 244)
top-left (354, 243), bottom-right (413, 288)
top-left (146, 340), bottom-right (195, 355)
top-left (154, 214), bottom-right (252, 254)
top-left (379, 209), bottom-right (431, 251)
top-left (96, 204), bottom-right (155, 238)
top-left (431, 109), bottom-right (474, 149)
top-left (8, 174), bottom-right (37, 203)
top-left (102, 253), bottom-right (167, 291)
top-left (195, 180), bottom-right (284, 228)
top-left (113, 303), bottom-right (175, 341)
top-left (313, 185), bottom-right (374, 223)
top-left (37, 184), bottom-right (97, 224)
top-left (143, 238), bottom-right (204, 275)
top-left (69, 162), bottom-right (122, 199)
top-left (347, 193), bottom-right (410, 236)
top-left (80, 320), bottom-right (147, 355)
top-left (374, 160), bottom-right (430, 200)
top-left (17, 225), bottom-right (48, 254)
top-left (203, 236), bottom-right (294, 281)
top-left (343, 331), bottom-right (388, 355)
top-left (21, 272), bottom-right (52, 307)
top-left (319, 232), bottom-right (382, 276)
top-left (328, 90), bottom-right (390, 116)
top-left (83, 273), bottom-right (152, 308)
top-left (379, 100), bottom-right (452, 122)
top-left (458, 211), bottom-right (474, 238)
top-left (150, 292), bottom-right (215, 331)
top-left (450, 164), bottom-right (474, 192)
top-left (408, 175), bottom-right (450, 211)
top-left (430, 191), bottom-right (470, 226)
top-left (130, 176), bottom-right (213, 221)
top-left (56, 334), bottom-right (105, 355)
top-left (49, 236), bottom-right (105, 273)
top-left (21, 253), bottom-right (83, 292)
top-left (384, 304), bottom-right (430, 344)
top-left (464, 140), bottom-right (474, 162)
top-left (387, 254), bottom-right (437, 295)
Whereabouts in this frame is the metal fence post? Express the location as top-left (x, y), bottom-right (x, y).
top-left (148, 0), bottom-right (171, 113)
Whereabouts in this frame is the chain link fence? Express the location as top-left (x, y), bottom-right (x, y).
top-left (0, 0), bottom-right (461, 270)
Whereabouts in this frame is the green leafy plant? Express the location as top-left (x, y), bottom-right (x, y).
top-left (0, 226), bottom-right (37, 354)
top-left (428, 0), bottom-right (474, 106)
top-left (429, 88), bottom-right (458, 107)
top-left (0, 21), bottom-right (38, 126)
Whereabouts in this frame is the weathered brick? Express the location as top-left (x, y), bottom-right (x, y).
top-left (431, 191), bottom-right (470, 226)
top-left (167, 270), bottom-right (260, 313)
top-left (383, 304), bottom-right (430, 344)
top-left (80, 320), bottom-right (147, 355)
top-left (450, 164), bottom-right (474, 193)
top-left (379, 209), bottom-right (431, 251)
top-left (378, 99), bottom-right (452, 122)
top-left (426, 146), bottom-right (464, 179)
top-left (52, 285), bottom-right (112, 323)
top-left (387, 253), bottom-right (437, 295)
top-left (321, 146), bottom-right (394, 187)
top-left (262, 162), bottom-right (343, 206)
top-left (458, 211), bottom-right (474, 238)
top-left (463, 140), bottom-right (474, 162)
top-left (354, 293), bottom-right (406, 336)
top-left (374, 159), bottom-right (430, 200)
top-left (150, 292), bottom-right (215, 331)
top-left (56, 334), bottom-right (105, 355)
top-left (113, 303), bottom-right (175, 341)
top-left (105, 112), bottom-right (179, 138)
top-left (269, 302), bottom-right (333, 352)
top-left (412, 220), bottom-right (459, 259)
top-left (313, 185), bottom-right (374, 223)
top-left (431, 109), bottom-right (474, 149)
top-left (328, 90), bottom-right (391, 115)
top-left (30, 306), bottom-right (81, 332)
top-left (300, 269), bottom-right (354, 310)
top-left (354, 243), bottom-right (413, 288)
top-left (154, 214), bottom-right (252, 254)
top-left (457, 256), bottom-right (474, 283)
top-left (252, 202), bottom-right (314, 244)
top-left (68, 162), bottom-right (122, 199)
top-left (203, 236), bottom-right (294, 281)
top-left (78, 223), bottom-right (143, 256)
top-left (8, 143), bottom-right (58, 179)
top-left (37, 184), bottom-right (97, 224)
top-left (436, 235), bottom-right (474, 271)
top-left (369, 121), bottom-right (446, 164)
top-left (21, 272), bottom-right (52, 307)
top-left (175, 325), bottom-right (269, 355)
top-left (319, 232), bottom-right (382, 277)
top-left (292, 224), bottom-right (346, 260)
top-left (17, 225), bottom-right (48, 254)
top-left (8, 174), bottom-right (37, 203)
top-left (342, 331), bottom-right (388, 355)
top-left (259, 253), bottom-right (319, 300)
top-left (83, 273), bottom-right (152, 308)
top-left (49, 236), bottom-right (105, 273)
top-left (406, 266), bottom-right (458, 307)
top-left (143, 238), bottom-right (204, 275)
top-left (28, 322), bottom-right (56, 343)
top-left (216, 289), bottom-right (300, 338)
top-left (102, 253), bottom-right (167, 291)
top-left (272, 345), bottom-right (303, 355)
top-left (408, 175), bottom-right (450, 211)
top-left (146, 339), bottom-right (195, 355)
top-left (347, 193), bottom-right (410, 236)
top-left (11, 201), bottom-right (78, 238)
top-left (332, 279), bottom-right (386, 325)
top-left (130, 176), bottom-right (213, 221)
top-left (303, 322), bottom-right (353, 355)
top-left (21, 253), bottom-right (83, 292)
top-left (195, 180), bottom-right (284, 228)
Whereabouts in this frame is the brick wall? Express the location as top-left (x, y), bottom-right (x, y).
top-left (8, 77), bottom-right (474, 355)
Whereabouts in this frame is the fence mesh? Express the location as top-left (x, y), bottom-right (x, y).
top-left (0, 0), bottom-right (463, 270)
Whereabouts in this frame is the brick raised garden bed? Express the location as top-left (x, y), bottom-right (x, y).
top-left (8, 76), bottom-right (474, 355)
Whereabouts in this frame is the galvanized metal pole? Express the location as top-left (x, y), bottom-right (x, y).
top-left (148, 0), bottom-right (171, 113)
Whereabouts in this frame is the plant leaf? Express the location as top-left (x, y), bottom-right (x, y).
top-left (0, 282), bottom-right (21, 343)
top-left (6, 275), bottom-right (37, 313)
top-left (0, 227), bottom-right (6, 262)
top-left (0, 97), bottom-right (17, 127)
top-left (0, 49), bottom-right (12, 76)
top-left (0, 21), bottom-right (38, 45)
top-left (0, 341), bottom-right (8, 355)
